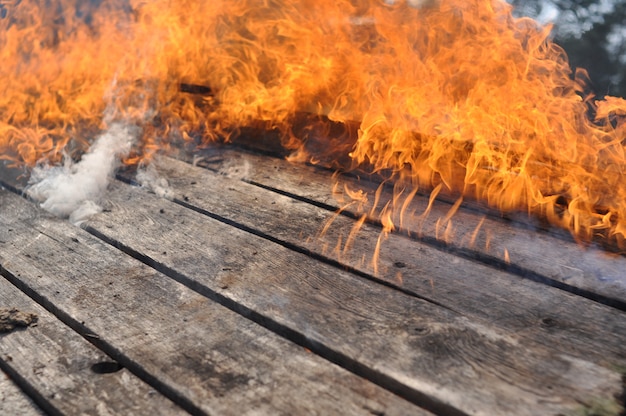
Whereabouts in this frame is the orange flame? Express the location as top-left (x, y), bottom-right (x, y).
top-left (1, 0), bottom-right (625, 248)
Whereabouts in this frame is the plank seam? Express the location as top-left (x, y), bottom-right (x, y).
top-left (118, 169), bottom-right (626, 311)
top-left (242, 179), bottom-right (626, 312)
top-left (0, 357), bottom-right (60, 416)
top-left (115, 174), bottom-right (458, 313)
top-left (0, 267), bottom-right (206, 416)
top-left (195, 150), bottom-right (626, 310)
top-left (222, 144), bottom-right (581, 245)
top-left (84, 225), bottom-right (469, 416)
top-left (172, 194), bottom-right (459, 313)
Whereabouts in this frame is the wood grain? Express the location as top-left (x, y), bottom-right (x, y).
top-left (0, 276), bottom-right (182, 415)
top-left (188, 147), bottom-right (626, 307)
top-left (0, 189), bottom-right (424, 416)
top-left (129, 156), bottom-right (626, 371)
top-left (86, 177), bottom-right (624, 416)
top-left (0, 371), bottom-right (44, 416)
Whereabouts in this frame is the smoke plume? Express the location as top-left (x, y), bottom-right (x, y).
top-left (26, 123), bottom-right (137, 225)
top-left (136, 161), bottom-right (174, 199)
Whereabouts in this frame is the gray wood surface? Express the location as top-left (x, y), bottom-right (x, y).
top-left (86, 176), bottom-right (623, 416)
top-left (0, 371), bottom-right (44, 416)
top-left (0, 275), bottom-right (181, 416)
top-left (191, 147), bottom-right (626, 306)
top-left (0, 189), bottom-right (424, 416)
top-left (134, 156), bottom-right (626, 370)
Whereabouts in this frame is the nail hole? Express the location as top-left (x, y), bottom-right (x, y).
top-left (394, 261), bottom-right (406, 268)
top-left (540, 317), bottom-right (556, 328)
top-left (91, 361), bottom-right (124, 374)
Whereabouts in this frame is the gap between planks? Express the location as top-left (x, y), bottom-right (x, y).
top-left (0, 370), bottom-right (44, 416)
top-left (0, 272), bottom-right (183, 416)
top-left (83, 176), bottom-right (623, 416)
top-left (0, 189), bottom-right (426, 416)
top-left (134, 156), bottom-right (626, 370)
top-left (187, 146), bottom-right (626, 310)
top-left (117, 173), bottom-right (455, 313)
top-left (1, 153), bottom-right (624, 416)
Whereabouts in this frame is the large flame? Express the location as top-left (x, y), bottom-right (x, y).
top-left (1, 0), bottom-right (625, 248)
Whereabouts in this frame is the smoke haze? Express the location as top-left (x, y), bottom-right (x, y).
top-left (26, 123), bottom-right (137, 225)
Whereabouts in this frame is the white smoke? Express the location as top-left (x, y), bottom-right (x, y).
top-left (136, 160), bottom-right (174, 199)
top-left (26, 123), bottom-right (138, 225)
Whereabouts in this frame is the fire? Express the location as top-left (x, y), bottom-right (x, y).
top-left (1, 0), bottom-right (625, 248)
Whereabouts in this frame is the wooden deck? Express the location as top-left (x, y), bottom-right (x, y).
top-left (1, 145), bottom-right (625, 415)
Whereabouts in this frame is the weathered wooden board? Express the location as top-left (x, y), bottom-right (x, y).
top-left (0, 276), bottom-right (181, 416)
top-left (86, 177), bottom-right (623, 416)
top-left (128, 156), bottom-right (626, 370)
top-left (0, 189), bottom-right (424, 416)
top-left (0, 371), bottom-right (43, 416)
top-left (190, 147), bottom-right (626, 307)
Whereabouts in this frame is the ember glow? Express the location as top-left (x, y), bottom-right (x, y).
top-left (1, 0), bottom-right (625, 247)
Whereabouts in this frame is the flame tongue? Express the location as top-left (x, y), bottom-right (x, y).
top-left (1, 0), bottom-right (625, 247)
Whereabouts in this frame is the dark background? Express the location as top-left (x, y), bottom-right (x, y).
top-left (508, 0), bottom-right (626, 99)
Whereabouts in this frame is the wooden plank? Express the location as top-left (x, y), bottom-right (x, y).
top-left (86, 178), bottom-right (624, 415)
top-left (0, 371), bottom-right (44, 416)
top-left (130, 156), bottom-right (626, 370)
top-left (191, 147), bottom-right (626, 307)
top-left (0, 190), bottom-right (425, 416)
top-left (0, 276), bottom-right (182, 415)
